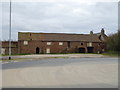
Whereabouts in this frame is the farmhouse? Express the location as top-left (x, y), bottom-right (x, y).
top-left (1, 28), bottom-right (108, 55)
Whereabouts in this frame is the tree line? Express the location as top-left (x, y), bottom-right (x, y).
top-left (106, 30), bottom-right (120, 54)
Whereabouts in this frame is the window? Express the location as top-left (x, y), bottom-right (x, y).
top-left (47, 42), bottom-right (52, 45)
top-left (46, 48), bottom-right (50, 53)
top-left (87, 42), bottom-right (92, 47)
top-left (59, 42), bottom-right (63, 45)
top-left (102, 49), bottom-right (105, 52)
top-left (80, 43), bottom-right (83, 45)
top-left (23, 41), bottom-right (28, 45)
top-left (1, 48), bottom-right (5, 55)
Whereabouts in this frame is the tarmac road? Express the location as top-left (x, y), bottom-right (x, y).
top-left (2, 57), bottom-right (118, 88)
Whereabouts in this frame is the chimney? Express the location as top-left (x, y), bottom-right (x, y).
top-left (101, 28), bottom-right (105, 34)
top-left (90, 31), bottom-right (93, 34)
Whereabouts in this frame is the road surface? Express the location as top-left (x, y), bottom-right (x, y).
top-left (2, 57), bottom-right (118, 88)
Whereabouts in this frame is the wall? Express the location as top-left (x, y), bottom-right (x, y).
top-left (2, 41), bottom-right (18, 55)
top-left (18, 40), bottom-right (105, 54)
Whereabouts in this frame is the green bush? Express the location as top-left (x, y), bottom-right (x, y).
top-left (106, 30), bottom-right (120, 53)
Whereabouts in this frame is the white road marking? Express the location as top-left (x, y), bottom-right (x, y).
top-left (2, 62), bottom-right (9, 64)
top-left (2, 61), bottom-right (20, 64)
top-left (13, 61), bottom-right (19, 63)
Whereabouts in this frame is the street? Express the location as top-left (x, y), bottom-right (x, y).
top-left (2, 57), bottom-right (118, 88)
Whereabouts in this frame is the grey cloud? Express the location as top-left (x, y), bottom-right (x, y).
top-left (2, 1), bottom-right (118, 40)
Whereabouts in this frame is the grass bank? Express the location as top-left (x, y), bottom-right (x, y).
top-left (1, 56), bottom-right (69, 62)
top-left (102, 51), bottom-right (119, 57)
top-left (1, 53), bottom-right (98, 56)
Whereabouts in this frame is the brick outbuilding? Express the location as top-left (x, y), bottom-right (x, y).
top-left (1, 41), bottom-right (18, 55)
top-left (18, 29), bottom-right (108, 54)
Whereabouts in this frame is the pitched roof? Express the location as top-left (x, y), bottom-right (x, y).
top-left (41, 33), bottom-right (102, 42)
top-left (18, 32), bottom-right (103, 42)
top-left (2, 41), bottom-right (18, 48)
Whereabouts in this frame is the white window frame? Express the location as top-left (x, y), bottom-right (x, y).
top-left (102, 49), bottom-right (105, 52)
top-left (87, 42), bottom-right (92, 47)
top-left (59, 42), bottom-right (63, 45)
top-left (46, 48), bottom-right (50, 53)
top-left (47, 42), bottom-right (52, 45)
top-left (1, 48), bottom-right (5, 55)
top-left (23, 41), bottom-right (28, 45)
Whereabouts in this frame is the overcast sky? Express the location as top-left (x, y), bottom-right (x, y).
top-left (1, 1), bottom-right (118, 41)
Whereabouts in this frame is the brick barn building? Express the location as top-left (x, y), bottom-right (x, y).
top-left (1, 29), bottom-right (108, 55)
top-left (18, 29), bottom-right (107, 54)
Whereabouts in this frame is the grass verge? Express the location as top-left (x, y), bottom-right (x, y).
top-left (1, 56), bottom-right (69, 62)
top-left (102, 52), bottom-right (119, 57)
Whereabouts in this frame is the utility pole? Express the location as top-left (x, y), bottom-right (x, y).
top-left (9, 0), bottom-right (11, 60)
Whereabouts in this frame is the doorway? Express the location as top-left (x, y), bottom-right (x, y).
top-left (87, 47), bottom-right (94, 53)
top-left (78, 48), bottom-right (85, 53)
top-left (36, 47), bottom-right (40, 54)
top-left (67, 41), bottom-right (70, 48)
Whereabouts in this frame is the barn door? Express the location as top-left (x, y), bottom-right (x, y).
top-left (78, 48), bottom-right (85, 53)
top-left (87, 47), bottom-right (94, 53)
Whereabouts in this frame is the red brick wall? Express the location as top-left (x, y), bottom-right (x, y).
top-left (18, 41), bottom-right (67, 54)
top-left (2, 41), bottom-right (18, 54)
top-left (18, 40), bottom-right (105, 54)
